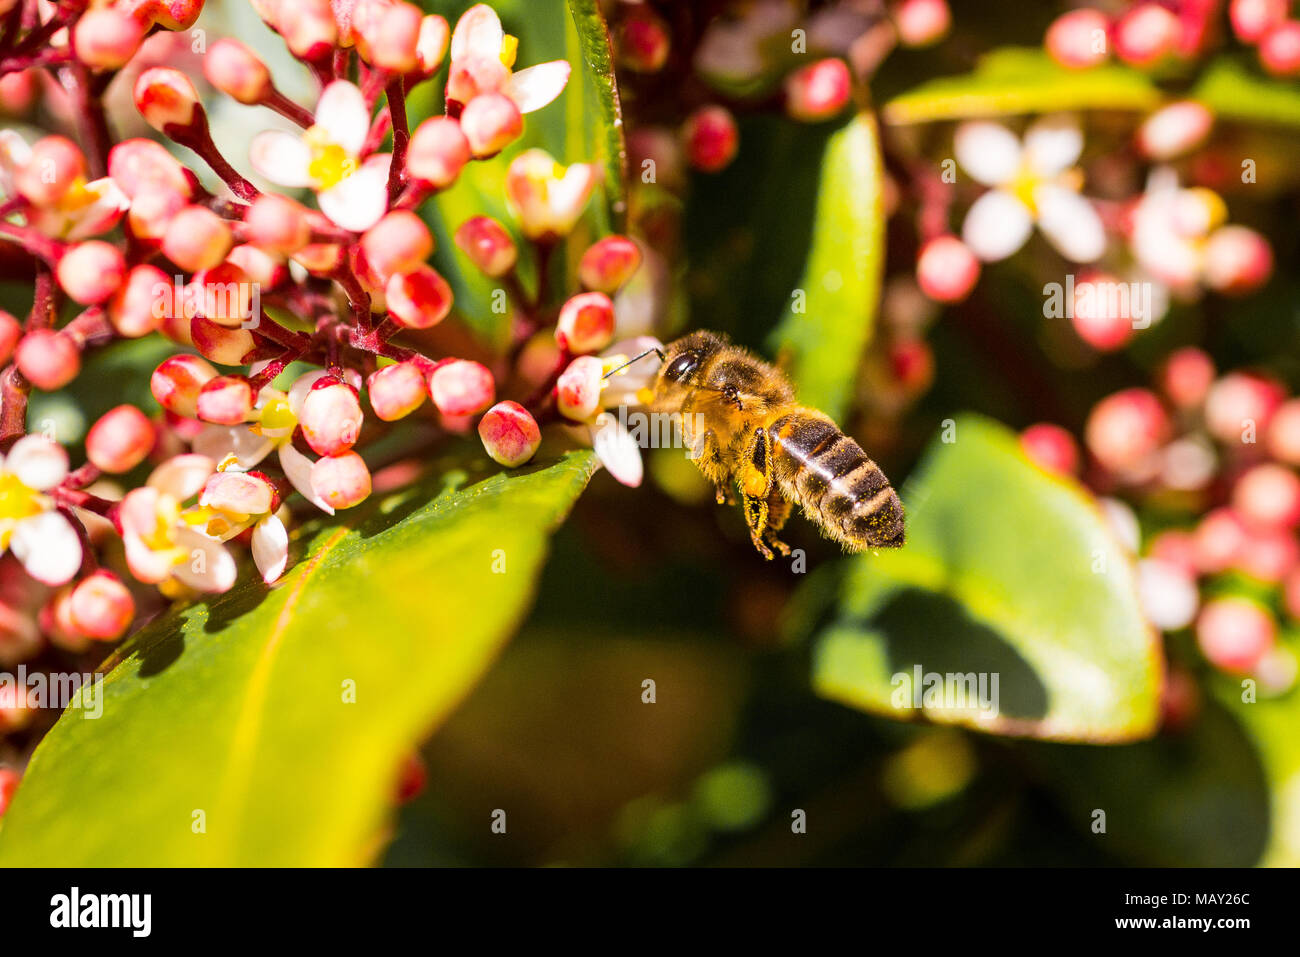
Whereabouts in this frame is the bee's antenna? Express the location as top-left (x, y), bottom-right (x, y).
top-left (603, 347), bottom-right (664, 379)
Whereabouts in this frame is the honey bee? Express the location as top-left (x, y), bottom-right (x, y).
top-left (633, 330), bottom-right (905, 559)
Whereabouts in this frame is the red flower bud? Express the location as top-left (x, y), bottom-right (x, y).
top-left (428, 359), bottom-right (494, 417)
top-left (478, 400), bottom-right (541, 467)
top-left (556, 292), bottom-right (615, 354)
top-left (86, 404), bottom-right (156, 473)
top-left (15, 330), bottom-right (81, 391)
top-left (681, 105), bottom-right (738, 173)
top-left (579, 236), bottom-right (641, 293)
top-left (407, 116), bottom-right (471, 188)
top-left (152, 354), bottom-right (218, 417)
top-left (453, 216), bottom-right (517, 277)
top-left (386, 265), bottom-right (453, 329)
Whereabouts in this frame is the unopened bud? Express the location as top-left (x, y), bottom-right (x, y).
top-left (454, 216), bottom-right (517, 277)
top-left (386, 265), bottom-right (453, 329)
top-left (406, 116), bottom-right (471, 188)
top-left (15, 330), bottom-right (80, 390)
top-left (299, 379), bottom-right (364, 455)
top-left (57, 241), bottom-right (126, 304)
top-left (152, 354), bottom-right (218, 417)
top-left (460, 92), bottom-right (523, 158)
top-left (196, 375), bottom-right (255, 425)
top-left (681, 105), bottom-right (738, 173)
top-left (478, 400), bottom-right (541, 467)
top-left (134, 67), bottom-right (202, 132)
top-left (163, 206), bottom-right (233, 272)
top-left (428, 359), bottom-right (494, 416)
top-left (556, 291), bottom-right (615, 354)
top-left (579, 236), bottom-right (641, 293)
top-left (204, 39), bottom-right (272, 105)
top-left (86, 404), bottom-right (156, 473)
top-left (73, 8), bottom-right (146, 71)
top-left (367, 361), bottom-right (427, 421)
top-left (311, 450), bottom-right (372, 509)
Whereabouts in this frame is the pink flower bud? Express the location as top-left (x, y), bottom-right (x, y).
top-left (134, 67), bottom-right (201, 131)
top-left (618, 8), bottom-right (670, 73)
top-left (15, 330), bottom-right (80, 390)
top-left (1070, 270), bottom-right (1137, 352)
top-left (0, 310), bottom-right (19, 366)
top-left (386, 265), bottom-right (453, 329)
top-left (784, 58), bottom-right (852, 123)
top-left (1236, 526), bottom-right (1299, 583)
top-left (478, 400), bottom-right (541, 467)
top-left (56, 241), bottom-right (126, 304)
top-left (151, 354), bottom-right (218, 417)
top-left (407, 116), bottom-right (471, 188)
top-left (109, 264), bottom-right (169, 338)
top-left (1205, 372), bottom-right (1285, 443)
top-left (1085, 388), bottom-right (1169, 474)
top-left (453, 216), bottom-right (517, 277)
top-left (228, 244), bottom-right (288, 289)
top-left (0, 70), bottom-right (37, 115)
top-left (1203, 226), bottom-right (1273, 294)
top-left (365, 1), bottom-right (423, 72)
top-left (1232, 463), bottom-right (1300, 530)
top-left (15, 136), bottom-right (84, 206)
top-left (300, 380), bottom-right (364, 455)
top-left (204, 38), bottom-right (272, 104)
top-left (1019, 423), bottom-right (1079, 476)
top-left (87, 404), bottom-right (156, 473)
top-left (1159, 346), bottom-right (1215, 409)
top-left (460, 92), bottom-right (524, 158)
top-left (428, 359), bottom-right (494, 416)
top-left (245, 193), bottom-right (311, 254)
top-left (69, 571), bottom-right (135, 641)
top-left (138, 0), bottom-right (204, 30)
top-left (1149, 529), bottom-right (1198, 575)
top-left (196, 375), bottom-right (255, 425)
top-left (629, 126), bottom-right (684, 191)
top-left (367, 361), bottom-right (427, 421)
top-left (279, 0), bottom-right (338, 60)
top-left (1113, 2), bottom-right (1180, 66)
top-left (190, 316), bottom-right (255, 365)
top-left (579, 235), bottom-right (641, 293)
top-left (73, 7), bottom-right (146, 71)
top-left (1260, 20), bottom-right (1300, 75)
top-left (1193, 507), bottom-right (1248, 574)
top-left (555, 355), bottom-right (603, 421)
top-left (556, 292), bottom-right (615, 354)
top-left (108, 138), bottom-right (192, 199)
top-left (888, 339), bottom-right (934, 396)
top-left (191, 262), bottom-right (255, 328)
top-left (311, 450), bottom-right (372, 509)
top-left (416, 13), bottom-right (451, 72)
top-left (1196, 597), bottom-right (1276, 673)
top-left (915, 235), bottom-right (979, 303)
top-left (163, 206), bottom-right (233, 272)
top-left (682, 105), bottom-right (738, 173)
top-left (1045, 9), bottom-right (1111, 68)
top-left (1137, 558), bottom-right (1199, 631)
top-left (1136, 101), bottom-right (1213, 160)
top-left (126, 188), bottom-right (187, 244)
top-left (1266, 398), bottom-right (1300, 465)
top-left (361, 211), bottom-right (433, 283)
top-left (893, 0), bottom-right (951, 48)
top-left (1231, 0), bottom-right (1288, 42)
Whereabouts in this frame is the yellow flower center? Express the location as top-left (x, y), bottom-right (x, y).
top-left (258, 397), bottom-right (297, 435)
top-left (1009, 167), bottom-right (1041, 215)
top-left (56, 176), bottom-right (98, 214)
top-left (500, 34), bottom-right (519, 68)
top-left (304, 126), bottom-right (358, 191)
top-left (0, 471), bottom-right (42, 522)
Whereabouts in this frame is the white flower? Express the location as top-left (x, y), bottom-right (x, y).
top-left (584, 336), bottom-right (664, 488)
top-left (446, 3), bottom-right (570, 113)
top-left (250, 81), bottom-right (390, 232)
top-left (192, 469), bottom-right (289, 585)
top-left (0, 436), bottom-right (82, 586)
top-left (192, 372), bottom-right (336, 515)
top-left (955, 115), bottom-right (1106, 263)
top-left (1130, 167), bottom-right (1222, 294)
top-left (0, 130), bottom-right (128, 240)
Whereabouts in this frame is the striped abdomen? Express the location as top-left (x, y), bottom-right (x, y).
top-left (770, 410), bottom-right (905, 550)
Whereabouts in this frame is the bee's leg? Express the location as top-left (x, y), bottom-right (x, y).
top-left (693, 430), bottom-right (734, 505)
top-left (737, 427), bottom-right (776, 559)
top-left (762, 494), bottom-right (793, 557)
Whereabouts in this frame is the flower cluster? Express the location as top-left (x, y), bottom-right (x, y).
top-left (0, 0), bottom-right (664, 771)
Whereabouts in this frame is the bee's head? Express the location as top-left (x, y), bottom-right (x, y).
top-left (655, 331), bottom-right (727, 391)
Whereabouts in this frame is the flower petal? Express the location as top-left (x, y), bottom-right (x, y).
top-left (147, 453), bottom-right (217, 500)
top-left (7, 435), bottom-right (69, 491)
top-left (509, 61), bottom-right (571, 113)
top-left (64, 177), bottom-right (130, 240)
top-left (1034, 184), bottom-right (1106, 263)
top-left (1023, 114), bottom-right (1084, 178)
top-left (192, 426), bottom-right (273, 471)
top-left (317, 161), bottom-right (389, 232)
top-left (314, 80), bottom-right (370, 158)
top-left (591, 412), bottom-right (643, 488)
top-left (171, 526), bottom-right (237, 592)
top-left (278, 443), bottom-right (335, 515)
top-left (961, 189), bottom-right (1034, 262)
top-left (251, 513), bottom-right (289, 584)
top-left (953, 121), bottom-right (1021, 187)
top-left (450, 3), bottom-right (504, 63)
top-left (10, 511), bottom-right (82, 586)
top-left (250, 130), bottom-right (313, 188)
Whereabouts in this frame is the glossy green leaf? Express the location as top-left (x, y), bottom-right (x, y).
top-left (0, 449), bottom-right (597, 866)
top-left (1192, 57), bottom-right (1300, 128)
top-left (810, 415), bottom-right (1163, 742)
top-left (883, 48), bottom-right (1160, 125)
top-left (766, 112), bottom-right (884, 421)
top-left (565, 0), bottom-right (628, 231)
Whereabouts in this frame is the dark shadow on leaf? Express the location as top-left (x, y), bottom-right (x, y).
top-left (859, 586), bottom-right (1049, 721)
top-left (136, 629), bottom-right (184, 678)
top-left (202, 577), bottom-right (273, 635)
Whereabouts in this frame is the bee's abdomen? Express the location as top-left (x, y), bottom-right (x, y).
top-left (771, 411), bottom-right (905, 550)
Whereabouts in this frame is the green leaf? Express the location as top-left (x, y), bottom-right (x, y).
top-left (882, 48), bottom-right (1161, 125)
top-left (766, 112), bottom-right (884, 421)
top-left (1192, 57), bottom-right (1300, 128)
top-left (0, 450), bottom-right (597, 866)
top-left (565, 0), bottom-right (628, 231)
top-left (810, 415), bottom-right (1163, 742)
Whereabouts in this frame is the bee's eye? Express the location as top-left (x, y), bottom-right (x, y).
top-left (665, 353), bottom-right (698, 382)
